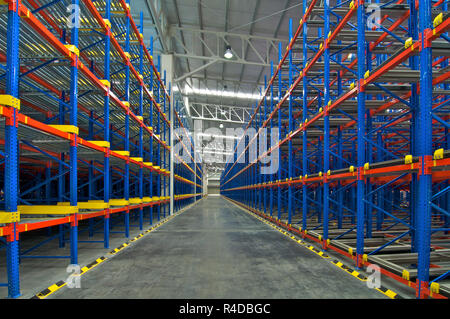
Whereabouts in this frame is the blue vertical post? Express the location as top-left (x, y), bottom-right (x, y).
top-left (163, 72), bottom-right (167, 218)
top-left (366, 108), bottom-right (373, 238)
top-left (5, 0), bottom-right (20, 298)
top-left (59, 89), bottom-right (66, 247)
top-left (302, 2), bottom-right (308, 232)
top-left (351, 140), bottom-right (356, 224)
top-left (124, 0), bottom-right (131, 238)
top-left (258, 88), bottom-right (262, 213)
top-left (254, 108), bottom-right (258, 211)
top-left (88, 111), bottom-right (94, 207)
top-left (287, 19), bottom-right (293, 225)
top-left (317, 138), bottom-right (322, 223)
top-left (263, 76), bottom-right (268, 215)
top-left (444, 1), bottom-right (449, 232)
top-left (337, 128), bottom-right (343, 228)
top-left (59, 32), bottom-right (67, 240)
top-left (138, 11), bottom-right (144, 230)
top-left (376, 132), bottom-right (384, 230)
top-left (365, 42), bottom-right (373, 239)
top-left (416, 0), bottom-right (432, 298)
top-left (88, 119), bottom-right (95, 236)
top-left (277, 42), bottom-right (282, 220)
top-left (103, 0), bottom-right (111, 248)
top-left (356, 0), bottom-right (366, 268)
top-left (269, 62), bottom-right (274, 217)
top-left (69, 0), bottom-right (79, 265)
top-left (149, 36), bottom-right (154, 225)
top-left (157, 57), bottom-right (161, 221)
top-left (443, 0), bottom-right (450, 231)
top-left (445, 81), bottom-right (450, 232)
top-left (408, 0), bottom-right (419, 252)
top-left (323, 0), bottom-right (330, 247)
top-left (169, 87), bottom-right (172, 213)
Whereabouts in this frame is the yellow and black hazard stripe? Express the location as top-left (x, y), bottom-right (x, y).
top-left (331, 260), bottom-right (367, 281)
top-left (109, 242), bottom-right (130, 255)
top-left (109, 198), bottom-right (200, 254)
top-left (130, 233), bottom-right (145, 242)
top-left (31, 255), bottom-right (108, 299)
top-left (230, 198), bottom-right (331, 259)
top-left (330, 259), bottom-right (401, 298)
top-left (30, 199), bottom-right (203, 300)
top-left (80, 256), bottom-right (107, 274)
top-left (376, 286), bottom-right (402, 299)
top-left (225, 197), bottom-right (403, 299)
top-left (32, 280), bottom-right (66, 299)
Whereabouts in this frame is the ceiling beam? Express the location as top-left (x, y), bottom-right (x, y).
top-left (189, 102), bottom-right (258, 124)
top-left (170, 25), bottom-right (283, 70)
top-left (222, 0), bottom-right (230, 82)
top-left (255, 0), bottom-right (291, 88)
top-left (172, 0), bottom-right (192, 78)
top-left (171, 25), bottom-right (287, 43)
top-left (237, 0), bottom-right (261, 88)
top-left (173, 53), bottom-right (270, 67)
top-left (186, 75), bottom-right (264, 87)
top-left (175, 60), bottom-right (219, 82)
top-left (144, 0), bottom-right (170, 52)
top-left (197, 0), bottom-right (207, 81)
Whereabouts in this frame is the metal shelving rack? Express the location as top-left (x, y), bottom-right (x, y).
top-left (221, 0), bottom-right (449, 299)
top-left (173, 90), bottom-right (204, 212)
top-left (0, 0), bottom-right (202, 298)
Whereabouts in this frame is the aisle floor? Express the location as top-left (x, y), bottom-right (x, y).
top-left (50, 197), bottom-right (385, 298)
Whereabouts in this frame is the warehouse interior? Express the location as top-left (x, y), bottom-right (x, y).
top-left (0, 0), bottom-right (449, 300)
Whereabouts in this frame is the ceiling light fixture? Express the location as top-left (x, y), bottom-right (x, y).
top-left (224, 45), bottom-right (233, 59)
top-left (184, 85), bottom-right (262, 100)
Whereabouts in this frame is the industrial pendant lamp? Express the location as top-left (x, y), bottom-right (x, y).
top-left (224, 45), bottom-right (233, 59)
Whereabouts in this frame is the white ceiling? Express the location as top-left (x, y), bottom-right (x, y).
top-left (130, 0), bottom-right (303, 175)
top-left (132, 0), bottom-right (302, 101)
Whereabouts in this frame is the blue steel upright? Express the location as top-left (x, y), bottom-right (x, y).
top-left (69, 0), bottom-right (79, 265)
top-left (5, 0), bottom-right (20, 298)
top-left (103, 0), bottom-right (111, 249)
top-left (302, 1), bottom-right (308, 232)
top-left (287, 19), bottom-right (294, 225)
top-left (416, 0), bottom-right (432, 298)
top-left (277, 42), bottom-right (283, 220)
top-left (355, 0), bottom-right (366, 268)
top-left (138, 11), bottom-right (145, 230)
top-left (322, 0), bottom-right (331, 247)
top-left (124, 0), bottom-right (131, 238)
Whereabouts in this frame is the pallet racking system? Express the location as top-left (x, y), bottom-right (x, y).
top-left (0, 0), bottom-right (202, 298)
top-left (173, 90), bottom-right (204, 210)
top-left (221, 0), bottom-right (450, 299)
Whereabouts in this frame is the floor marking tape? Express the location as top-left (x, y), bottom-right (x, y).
top-left (32, 280), bottom-right (66, 299)
top-left (224, 196), bottom-right (403, 300)
top-left (376, 286), bottom-right (401, 299)
top-left (30, 199), bottom-right (204, 299)
top-left (230, 198), bottom-right (330, 259)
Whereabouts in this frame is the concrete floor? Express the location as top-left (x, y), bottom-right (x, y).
top-left (48, 197), bottom-right (385, 299)
top-left (0, 208), bottom-right (168, 299)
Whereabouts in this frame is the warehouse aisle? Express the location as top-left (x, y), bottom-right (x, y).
top-left (49, 197), bottom-right (384, 298)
